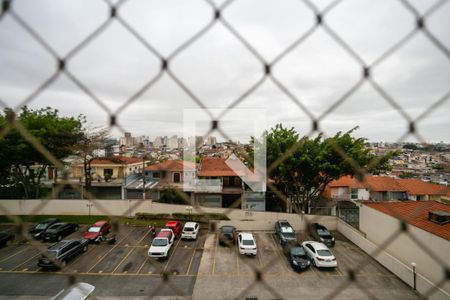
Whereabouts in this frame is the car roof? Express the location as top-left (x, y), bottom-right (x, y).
top-left (50, 222), bottom-right (66, 227)
top-left (220, 225), bottom-right (235, 230)
top-left (165, 221), bottom-right (180, 226)
top-left (48, 240), bottom-right (73, 250)
top-left (93, 220), bottom-right (108, 226)
top-left (303, 241), bottom-right (329, 250)
top-left (184, 222), bottom-right (198, 227)
top-left (239, 232), bottom-right (254, 240)
top-left (157, 229), bottom-right (172, 238)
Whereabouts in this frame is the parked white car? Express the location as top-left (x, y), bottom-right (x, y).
top-left (148, 229), bottom-right (174, 259)
top-left (302, 241), bottom-right (337, 268)
top-left (237, 232), bottom-right (257, 256)
top-left (181, 222), bottom-right (199, 240)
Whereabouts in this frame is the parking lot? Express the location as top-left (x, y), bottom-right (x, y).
top-left (0, 223), bottom-right (423, 299)
top-left (0, 223), bottom-right (205, 297)
top-left (193, 231), bottom-right (423, 300)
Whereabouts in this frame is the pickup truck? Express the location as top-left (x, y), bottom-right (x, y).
top-left (164, 221), bottom-right (183, 238)
top-left (148, 229), bottom-right (175, 259)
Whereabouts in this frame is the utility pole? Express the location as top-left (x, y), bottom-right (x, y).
top-left (142, 155), bottom-right (147, 200)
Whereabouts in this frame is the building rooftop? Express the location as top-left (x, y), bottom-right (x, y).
top-left (145, 160), bottom-right (195, 172)
top-left (198, 157), bottom-right (240, 177)
top-left (90, 156), bottom-right (143, 165)
top-left (329, 176), bottom-right (449, 196)
top-left (365, 176), bottom-right (406, 192)
top-left (364, 201), bottom-right (450, 241)
top-left (329, 175), bottom-right (366, 189)
top-left (397, 179), bottom-right (448, 196)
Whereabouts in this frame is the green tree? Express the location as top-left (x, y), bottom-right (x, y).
top-left (0, 107), bottom-right (83, 198)
top-left (159, 187), bottom-right (185, 204)
top-left (257, 124), bottom-right (397, 213)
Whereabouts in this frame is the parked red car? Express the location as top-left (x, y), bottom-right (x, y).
top-left (82, 220), bottom-right (111, 242)
top-left (164, 221), bottom-right (183, 238)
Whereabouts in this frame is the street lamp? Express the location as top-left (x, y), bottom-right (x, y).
top-left (86, 201), bottom-right (94, 219)
top-left (186, 206), bottom-right (193, 221)
top-left (411, 262), bottom-right (417, 290)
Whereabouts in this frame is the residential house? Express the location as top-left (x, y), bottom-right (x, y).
top-left (73, 156), bottom-right (149, 182)
top-left (196, 157), bottom-right (244, 208)
top-left (329, 175), bottom-right (449, 202)
top-left (125, 160), bottom-right (196, 200)
top-left (126, 157), bottom-right (265, 210)
top-left (328, 175), bottom-right (407, 201)
top-left (397, 179), bottom-right (448, 201)
top-left (365, 176), bottom-right (408, 201)
top-left (329, 176), bottom-right (370, 201)
top-left (61, 156), bottom-right (151, 200)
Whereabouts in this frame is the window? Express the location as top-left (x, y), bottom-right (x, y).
top-left (173, 172), bottom-right (181, 183)
top-left (153, 172), bottom-right (160, 178)
top-left (104, 169), bottom-right (113, 177)
top-left (351, 188), bottom-right (358, 199)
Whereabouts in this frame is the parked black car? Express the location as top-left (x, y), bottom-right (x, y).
top-left (38, 239), bottom-right (89, 269)
top-left (283, 242), bottom-right (310, 271)
top-left (219, 226), bottom-right (237, 246)
top-left (275, 220), bottom-right (296, 245)
top-left (29, 218), bottom-right (59, 239)
top-left (0, 230), bottom-right (14, 247)
top-left (309, 223), bottom-right (335, 247)
top-left (41, 223), bottom-right (79, 242)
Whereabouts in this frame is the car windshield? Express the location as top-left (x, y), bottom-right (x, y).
top-left (35, 223), bottom-right (48, 230)
top-left (317, 249), bottom-right (332, 257)
top-left (242, 239), bottom-right (254, 246)
top-left (184, 227), bottom-right (194, 232)
top-left (221, 227), bottom-right (234, 233)
top-left (88, 226), bottom-right (101, 233)
top-left (152, 238), bottom-right (167, 247)
top-left (291, 247), bottom-right (306, 257)
top-left (281, 226), bottom-right (294, 233)
top-left (46, 250), bottom-right (58, 259)
top-left (46, 225), bottom-right (60, 232)
top-left (317, 229), bottom-right (331, 236)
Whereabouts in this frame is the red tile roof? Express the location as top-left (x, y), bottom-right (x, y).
top-left (397, 179), bottom-right (448, 196)
top-left (90, 156), bottom-right (143, 165)
top-left (198, 157), bottom-right (241, 177)
top-left (330, 176), bottom-right (449, 196)
top-left (145, 160), bottom-right (195, 171)
top-left (364, 201), bottom-right (450, 241)
top-left (365, 176), bottom-right (406, 192)
top-left (329, 176), bottom-right (366, 189)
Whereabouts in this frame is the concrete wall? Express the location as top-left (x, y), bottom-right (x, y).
top-left (338, 209), bottom-right (449, 300)
top-left (0, 199), bottom-right (336, 231)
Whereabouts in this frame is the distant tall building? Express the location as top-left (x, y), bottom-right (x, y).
top-left (133, 135), bottom-right (149, 146)
top-left (178, 137), bottom-right (187, 148)
top-left (154, 136), bottom-right (164, 148)
top-left (167, 135), bottom-right (179, 149)
top-left (120, 132), bottom-right (133, 147)
top-left (207, 136), bottom-right (217, 146)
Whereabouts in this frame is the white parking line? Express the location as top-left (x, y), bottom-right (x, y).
top-left (87, 228), bottom-right (137, 273)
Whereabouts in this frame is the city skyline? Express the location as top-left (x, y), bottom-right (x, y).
top-left (1, 0), bottom-right (449, 143)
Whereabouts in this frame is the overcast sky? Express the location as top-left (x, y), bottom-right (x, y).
top-left (1, 0), bottom-right (449, 143)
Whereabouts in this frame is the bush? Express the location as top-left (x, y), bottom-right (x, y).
top-left (159, 187), bottom-right (186, 204)
top-left (134, 212), bottom-right (171, 220)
